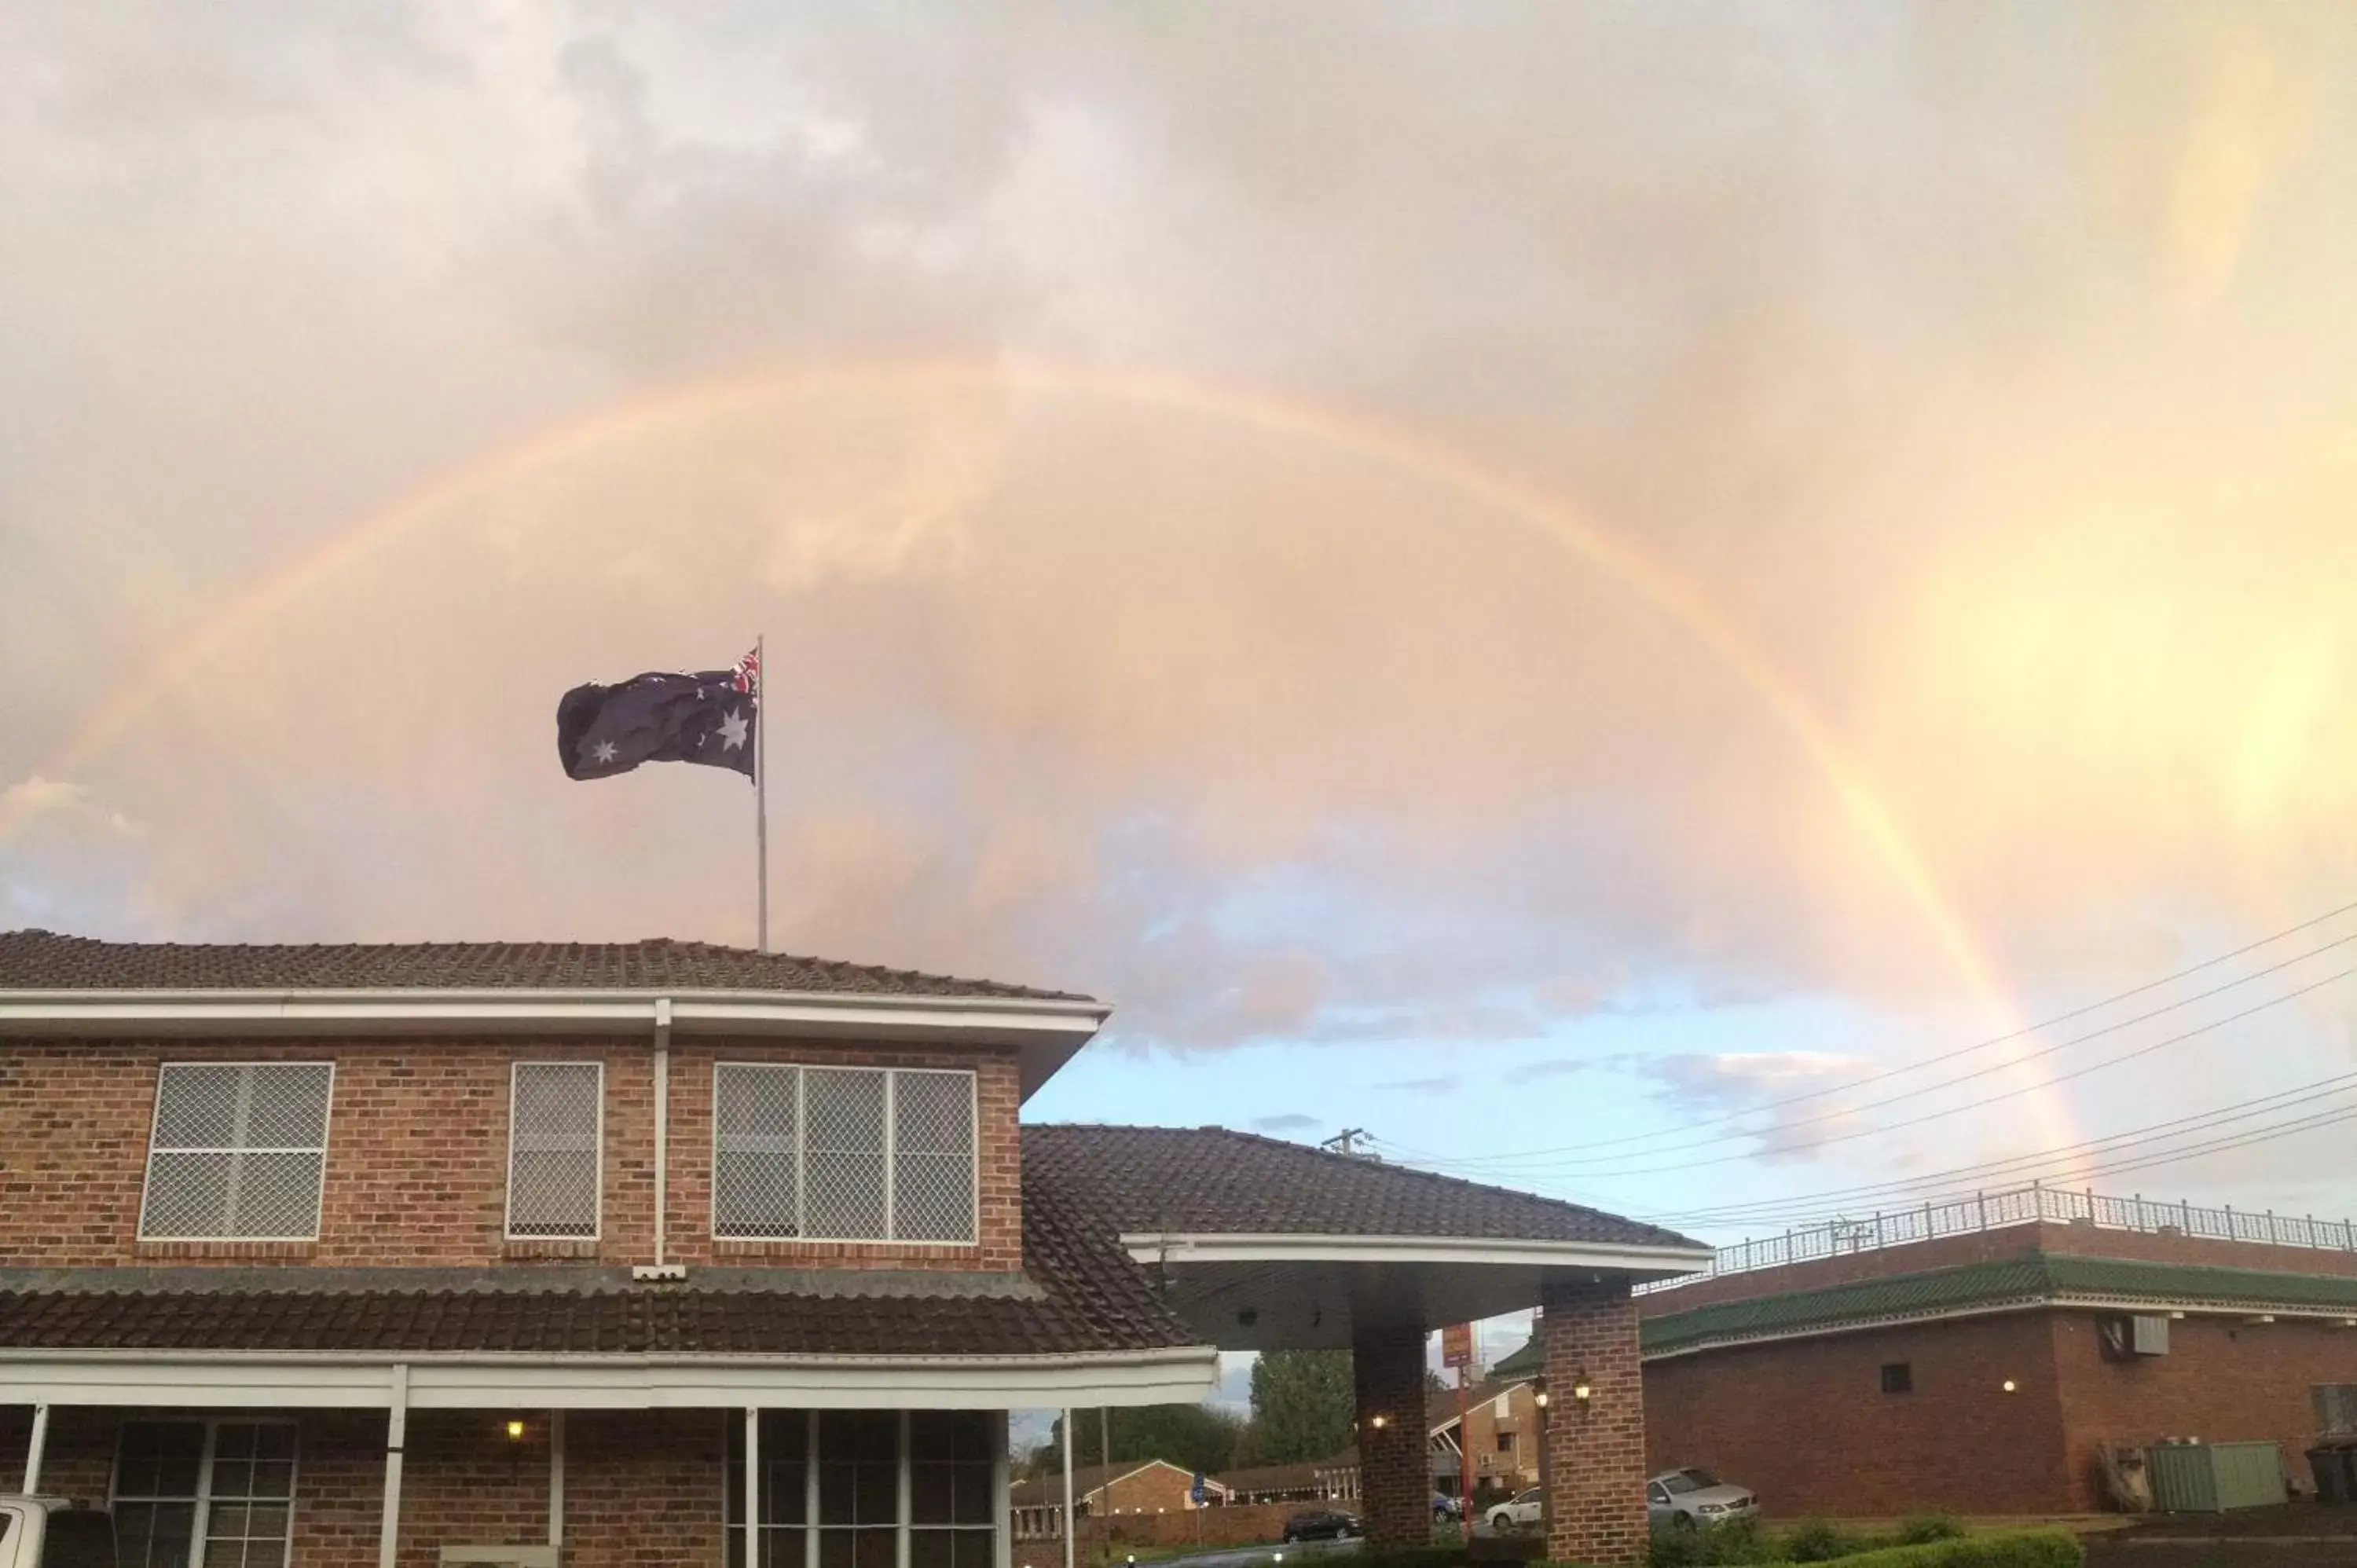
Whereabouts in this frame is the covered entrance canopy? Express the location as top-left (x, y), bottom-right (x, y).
top-left (1026, 1127), bottom-right (1712, 1566)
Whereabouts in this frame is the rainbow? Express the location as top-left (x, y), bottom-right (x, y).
top-left (9, 357), bottom-right (2082, 1161)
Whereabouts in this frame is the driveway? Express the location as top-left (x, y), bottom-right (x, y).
top-left (1141, 1539), bottom-right (1362, 1568)
top-left (2086, 1503), bottom-right (2357, 1568)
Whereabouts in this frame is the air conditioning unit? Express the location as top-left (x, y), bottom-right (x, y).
top-left (2132, 1315), bottom-right (2170, 1356)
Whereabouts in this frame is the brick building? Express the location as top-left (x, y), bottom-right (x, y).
top-left (1428, 1378), bottom-right (1541, 1504)
top-left (0, 931), bottom-right (1708, 1568)
top-left (1006, 1461), bottom-right (1223, 1541)
top-left (1501, 1218), bottom-right (2357, 1518)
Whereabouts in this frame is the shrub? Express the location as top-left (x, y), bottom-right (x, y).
top-left (1780, 1520), bottom-right (1860, 1563)
top-left (1646, 1516), bottom-right (1779, 1567)
top-left (1895, 1517), bottom-right (1965, 1547)
top-left (1820, 1527), bottom-right (2084, 1568)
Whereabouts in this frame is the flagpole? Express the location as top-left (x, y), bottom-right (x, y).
top-left (754, 633), bottom-right (768, 954)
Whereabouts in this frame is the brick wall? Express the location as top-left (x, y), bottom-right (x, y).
top-left (1645, 1309), bottom-right (2074, 1517)
top-left (1538, 1279), bottom-right (1647, 1567)
top-left (1646, 1303), bottom-right (2357, 1517)
top-left (1092, 1501), bottom-right (1304, 1550)
top-left (0, 1038), bottom-right (1021, 1273)
top-left (1352, 1325), bottom-right (1429, 1552)
top-left (2050, 1311), bottom-right (2357, 1509)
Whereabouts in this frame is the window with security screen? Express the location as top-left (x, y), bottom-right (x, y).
top-left (141, 1063), bottom-right (333, 1240)
top-left (508, 1061), bottom-right (603, 1239)
top-left (713, 1064), bottom-right (975, 1243)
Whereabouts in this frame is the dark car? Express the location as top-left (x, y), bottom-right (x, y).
top-left (1282, 1509), bottom-right (1362, 1542)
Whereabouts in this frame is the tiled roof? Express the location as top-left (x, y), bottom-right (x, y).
top-left (1640, 1252), bottom-right (2357, 1356)
top-left (1215, 1455), bottom-right (1359, 1494)
top-left (1008, 1460), bottom-right (1200, 1508)
top-left (0, 929), bottom-right (1086, 1002)
top-left (0, 1163), bottom-right (1192, 1359)
top-left (1022, 1123), bottom-right (1703, 1251)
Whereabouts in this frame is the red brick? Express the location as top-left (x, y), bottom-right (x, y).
top-left (1541, 1280), bottom-right (1648, 1566)
top-left (0, 1038), bottom-right (1022, 1273)
top-left (1353, 1325), bottom-right (1429, 1552)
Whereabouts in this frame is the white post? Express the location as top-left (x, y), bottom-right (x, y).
top-left (653, 998), bottom-right (672, 1269)
top-left (20, 1403), bottom-right (49, 1493)
top-left (745, 1409), bottom-right (761, 1568)
top-left (753, 635), bottom-right (768, 954)
top-left (805, 1412), bottom-right (821, 1568)
top-left (896, 1412), bottom-right (912, 1568)
top-left (992, 1412), bottom-right (1012, 1568)
top-left (379, 1365), bottom-right (409, 1568)
top-left (548, 1409), bottom-right (566, 1552)
top-left (1061, 1409), bottom-right (1076, 1568)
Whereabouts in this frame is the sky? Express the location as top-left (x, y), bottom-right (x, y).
top-left (7, 2), bottom-right (2357, 1299)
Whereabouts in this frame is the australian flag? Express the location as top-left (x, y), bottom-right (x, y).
top-left (558, 647), bottom-right (760, 781)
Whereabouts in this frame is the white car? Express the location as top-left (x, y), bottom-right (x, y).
top-left (1645, 1468), bottom-right (1757, 1529)
top-left (1485, 1487), bottom-right (1544, 1532)
top-left (0, 1497), bottom-right (116, 1568)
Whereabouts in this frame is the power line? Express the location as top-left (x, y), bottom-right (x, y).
top-left (1432, 907), bottom-right (2357, 1171)
top-left (1417, 956), bottom-right (2357, 1180)
top-left (1681, 1101), bottom-right (2357, 1236)
top-left (1630, 1068), bottom-right (2357, 1228)
top-left (1409, 960), bottom-right (2357, 1181)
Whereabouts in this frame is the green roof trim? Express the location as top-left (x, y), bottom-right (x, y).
top-left (1492, 1335), bottom-right (1541, 1379)
top-left (1637, 1252), bottom-right (2357, 1356)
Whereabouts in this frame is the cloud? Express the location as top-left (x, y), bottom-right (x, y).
top-left (1249, 1112), bottom-right (1320, 1134)
top-left (0, 777), bottom-right (141, 843)
top-left (1376, 1075), bottom-right (1457, 1096)
top-left (4, 5), bottom-right (2357, 1208)
top-left (1506, 1060), bottom-right (1591, 1086)
top-left (1639, 1052), bottom-right (1872, 1166)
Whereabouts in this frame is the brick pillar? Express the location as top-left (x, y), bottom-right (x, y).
top-left (1540, 1278), bottom-right (1648, 1567)
top-left (1351, 1324), bottom-right (1429, 1552)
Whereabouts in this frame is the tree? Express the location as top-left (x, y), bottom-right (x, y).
top-left (1238, 1350), bottom-right (1355, 1465)
top-left (1025, 1404), bottom-right (1246, 1479)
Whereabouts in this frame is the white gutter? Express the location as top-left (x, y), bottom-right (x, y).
top-left (0, 1344), bottom-right (1221, 1410)
top-left (0, 987), bottom-right (1110, 1099)
top-left (0, 987), bottom-right (1105, 1034)
top-left (1123, 1231), bottom-right (1716, 1275)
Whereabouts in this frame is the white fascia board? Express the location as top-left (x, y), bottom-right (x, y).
top-left (1640, 1292), bottom-right (2357, 1361)
top-left (0, 988), bottom-right (1105, 1041)
top-left (1123, 1231), bottom-right (1714, 1275)
top-left (0, 1346), bottom-right (1217, 1412)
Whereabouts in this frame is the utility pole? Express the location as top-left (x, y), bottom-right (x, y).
top-left (1322, 1128), bottom-right (1372, 1158)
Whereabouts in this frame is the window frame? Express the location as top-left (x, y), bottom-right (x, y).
top-left (504, 1059), bottom-right (607, 1242)
top-left (725, 1409), bottom-right (1002, 1568)
top-left (108, 1416), bottom-right (302, 1568)
top-left (137, 1061), bottom-right (337, 1244)
top-left (709, 1064), bottom-right (980, 1246)
top-left (1880, 1361), bottom-right (1914, 1394)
